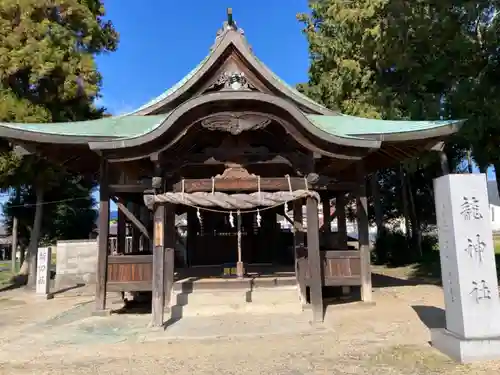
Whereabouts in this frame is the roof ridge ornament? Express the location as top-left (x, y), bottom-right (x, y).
top-left (211, 8), bottom-right (246, 51)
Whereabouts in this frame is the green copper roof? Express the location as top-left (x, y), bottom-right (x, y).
top-left (0, 115), bottom-right (168, 137)
top-left (306, 114), bottom-right (463, 137)
top-left (0, 112), bottom-right (462, 140)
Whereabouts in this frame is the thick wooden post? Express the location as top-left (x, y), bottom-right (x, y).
top-left (322, 196), bottom-right (331, 234)
top-left (356, 164), bottom-right (372, 303)
top-left (130, 203), bottom-right (140, 252)
top-left (336, 193), bottom-right (348, 248)
top-left (164, 203), bottom-right (175, 310)
top-left (293, 200), bottom-right (306, 303)
top-left (95, 158), bottom-right (110, 313)
top-left (151, 162), bottom-right (165, 327)
top-left (117, 209), bottom-right (126, 254)
top-left (306, 196), bottom-right (323, 322)
top-left (152, 203), bottom-right (165, 327)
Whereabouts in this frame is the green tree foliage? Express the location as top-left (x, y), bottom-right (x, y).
top-left (0, 1), bottom-right (118, 285)
top-left (298, 0), bottom-right (500, 264)
top-left (3, 174), bottom-right (97, 246)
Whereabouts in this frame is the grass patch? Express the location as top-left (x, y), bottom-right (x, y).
top-left (366, 344), bottom-right (470, 374)
top-left (0, 269), bottom-right (14, 288)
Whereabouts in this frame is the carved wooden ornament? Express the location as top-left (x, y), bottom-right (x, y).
top-left (200, 112), bottom-right (271, 135)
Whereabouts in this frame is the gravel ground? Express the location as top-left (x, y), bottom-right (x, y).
top-left (0, 270), bottom-right (500, 374)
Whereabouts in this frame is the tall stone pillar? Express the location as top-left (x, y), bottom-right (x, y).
top-left (432, 173), bottom-right (500, 363)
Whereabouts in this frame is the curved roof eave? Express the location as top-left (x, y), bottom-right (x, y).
top-left (0, 114), bottom-right (170, 144)
top-left (367, 120), bottom-right (465, 141)
top-left (307, 114), bottom-right (465, 142)
top-left (88, 91), bottom-right (381, 152)
top-left (0, 126), bottom-right (115, 144)
top-left (129, 29), bottom-right (335, 116)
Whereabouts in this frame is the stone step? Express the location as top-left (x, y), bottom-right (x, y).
top-left (168, 286), bottom-right (302, 318)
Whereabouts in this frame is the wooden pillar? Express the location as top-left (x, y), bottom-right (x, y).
top-left (117, 208), bottom-right (126, 254)
top-left (322, 196), bottom-right (331, 234)
top-left (439, 151), bottom-right (450, 176)
top-left (95, 158), bottom-right (110, 313)
top-left (140, 206), bottom-right (150, 252)
top-left (152, 202), bottom-right (165, 327)
top-left (151, 163), bottom-right (165, 327)
top-left (306, 196), bottom-right (323, 322)
top-left (293, 200), bottom-right (306, 303)
top-left (336, 193), bottom-right (348, 248)
top-left (186, 208), bottom-right (197, 267)
top-left (164, 203), bottom-right (175, 310)
top-left (130, 203), bottom-right (140, 252)
top-left (356, 164), bottom-right (373, 303)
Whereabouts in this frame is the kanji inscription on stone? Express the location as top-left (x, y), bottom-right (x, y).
top-left (470, 280), bottom-right (492, 303)
top-left (460, 196), bottom-right (483, 220)
top-left (36, 247), bottom-right (51, 296)
top-left (464, 234), bottom-right (486, 264)
top-left (433, 174), bottom-right (500, 339)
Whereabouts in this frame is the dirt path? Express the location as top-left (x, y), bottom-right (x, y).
top-left (0, 276), bottom-right (499, 374)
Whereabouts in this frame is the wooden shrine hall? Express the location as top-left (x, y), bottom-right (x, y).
top-left (0, 10), bottom-right (463, 327)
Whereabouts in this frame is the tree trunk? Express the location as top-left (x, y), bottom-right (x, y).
top-left (18, 184), bottom-right (44, 288)
top-left (11, 186), bottom-right (20, 273)
top-left (399, 165), bottom-right (411, 243)
top-left (370, 172), bottom-right (384, 238)
top-left (407, 172), bottom-right (422, 258)
top-left (11, 216), bottom-right (18, 273)
top-left (19, 246), bottom-right (25, 266)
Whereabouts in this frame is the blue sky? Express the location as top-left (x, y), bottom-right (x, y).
top-left (95, 1), bottom-right (311, 115)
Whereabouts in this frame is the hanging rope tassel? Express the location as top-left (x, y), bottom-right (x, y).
top-left (256, 209), bottom-right (261, 228)
top-left (229, 211), bottom-right (235, 228)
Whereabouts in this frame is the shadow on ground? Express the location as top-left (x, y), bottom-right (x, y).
top-left (372, 273), bottom-right (439, 288)
top-left (412, 305), bottom-right (446, 329)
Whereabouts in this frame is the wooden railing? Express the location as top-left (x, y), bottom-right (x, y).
top-left (298, 250), bottom-right (362, 287)
top-left (321, 250), bottom-right (361, 286)
top-left (106, 254), bottom-right (153, 292)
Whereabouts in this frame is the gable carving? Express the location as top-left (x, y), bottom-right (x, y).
top-left (207, 70), bottom-right (255, 92)
top-left (200, 112), bottom-right (271, 135)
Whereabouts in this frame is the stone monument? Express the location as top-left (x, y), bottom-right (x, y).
top-left (432, 173), bottom-right (500, 363)
top-left (36, 246), bottom-right (53, 299)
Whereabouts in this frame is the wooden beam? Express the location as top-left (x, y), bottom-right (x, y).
top-left (95, 158), bottom-right (110, 312)
top-left (356, 164), bottom-right (372, 303)
top-left (172, 177), bottom-right (356, 193)
top-left (306, 197), bottom-right (324, 322)
top-left (151, 203), bottom-right (165, 327)
top-left (109, 184), bottom-right (148, 194)
top-left (112, 198), bottom-right (150, 240)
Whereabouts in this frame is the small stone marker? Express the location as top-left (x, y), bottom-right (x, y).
top-left (432, 174), bottom-right (500, 363)
top-left (36, 247), bottom-right (53, 299)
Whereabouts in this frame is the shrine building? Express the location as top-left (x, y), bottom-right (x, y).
top-left (0, 10), bottom-right (463, 326)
